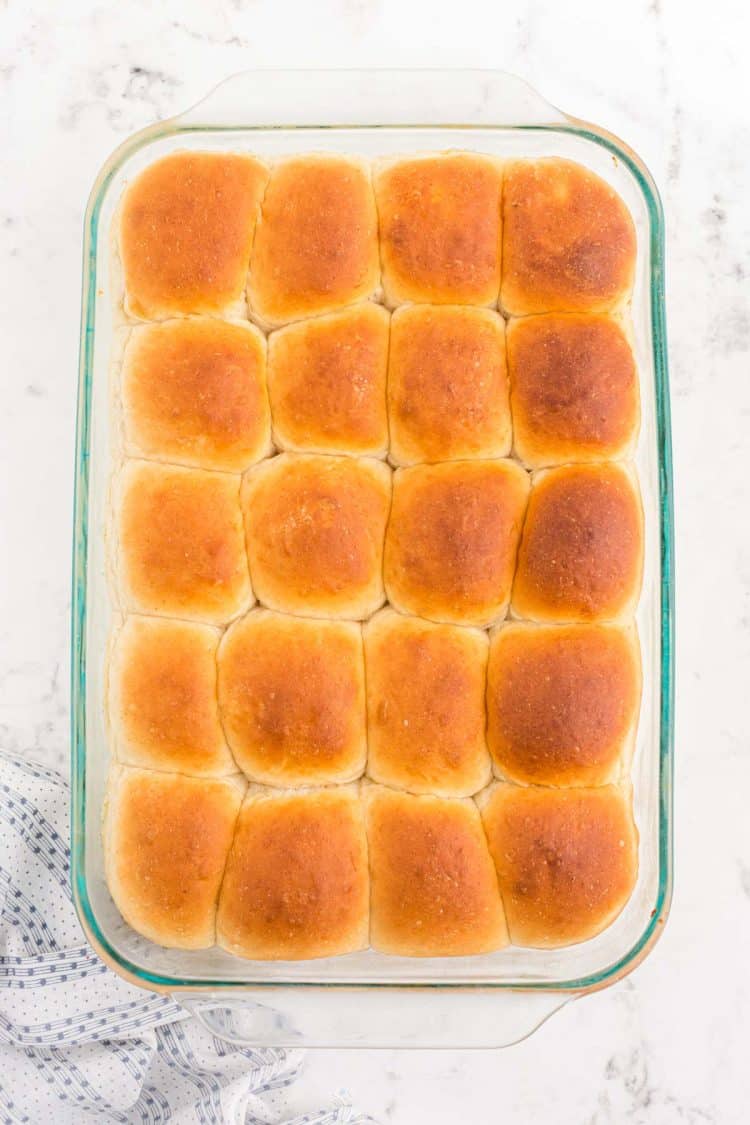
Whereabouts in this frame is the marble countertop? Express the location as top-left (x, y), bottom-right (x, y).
top-left (2, 0), bottom-right (749, 1121)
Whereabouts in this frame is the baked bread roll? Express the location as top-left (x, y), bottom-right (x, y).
top-left (511, 462), bottom-right (643, 623)
top-left (375, 153), bottom-right (502, 306)
top-left (267, 303), bottom-right (389, 458)
top-left (216, 785), bottom-right (369, 960)
top-left (501, 158), bottom-right (636, 315)
top-left (119, 151), bottom-right (268, 320)
top-left (384, 459), bottom-right (529, 626)
top-left (122, 317), bottom-right (271, 472)
top-left (364, 609), bottom-right (490, 797)
top-left (479, 783), bottom-right (639, 948)
top-left (248, 154), bottom-right (380, 326)
top-left (387, 305), bottom-right (511, 465)
top-left (109, 615), bottom-right (234, 776)
top-left (507, 313), bottom-right (639, 468)
top-left (242, 453), bottom-right (391, 619)
top-left (117, 460), bottom-right (252, 625)
top-left (487, 621), bottom-right (641, 786)
top-left (366, 785), bottom-right (508, 956)
top-left (104, 766), bottom-right (244, 949)
top-left (217, 610), bottom-right (366, 787)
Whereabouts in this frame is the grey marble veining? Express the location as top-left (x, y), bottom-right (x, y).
top-left (1, 0), bottom-right (749, 1121)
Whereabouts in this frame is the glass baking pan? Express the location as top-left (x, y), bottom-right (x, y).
top-left (71, 69), bottom-right (674, 1048)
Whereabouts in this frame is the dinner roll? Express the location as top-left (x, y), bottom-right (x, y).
top-left (242, 453), bottom-right (391, 619)
top-left (104, 766), bottom-right (245, 949)
top-left (109, 615), bottom-right (234, 776)
top-left (216, 786), bottom-right (369, 960)
top-left (511, 462), bottom-right (643, 623)
top-left (487, 622), bottom-right (641, 786)
top-left (479, 783), bottom-right (638, 947)
top-left (501, 158), bottom-right (636, 315)
top-left (267, 303), bottom-right (389, 457)
top-left (375, 153), bottom-right (503, 306)
top-left (248, 154), bottom-right (380, 326)
top-left (388, 305), bottom-right (511, 465)
top-left (366, 785), bottom-right (508, 956)
top-left (118, 461), bottom-right (252, 625)
top-left (364, 609), bottom-right (490, 797)
top-left (507, 313), bottom-right (639, 468)
top-left (217, 610), bottom-right (366, 786)
top-left (122, 318), bottom-right (271, 472)
top-left (384, 460), bottom-right (529, 626)
top-left (119, 151), bottom-right (268, 320)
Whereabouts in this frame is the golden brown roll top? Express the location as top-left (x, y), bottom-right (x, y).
top-left (384, 459), bottom-right (529, 627)
top-left (267, 303), bottom-right (389, 457)
top-left (501, 159), bottom-right (638, 317)
top-left (109, 615), bottom-right (234, 777)
top-left (122, 317), bottom-right (271, 472)
top-left (479, 783), bottom-right (639, 948)
top-left (104, 766), bottom-right (245, 949)
top-left (217, 610), bottom-right (366, 787)
top-left (248, 154), bottom-right (380, 326)
top-left (119, 151), bottom-right (269, 320)
top-left (487, 622), bottom-right (641, 786)
top-left (365, 785), bottom-right (508, 956)
top-left (375, 152), bottom-right (503, 306)
top-left (501, 159), bottom-right (636, 316)
top-left (511, 462), bottom-right (643, 623)
top-left (364, 609), bottom-right (491, 797)
top-left (242, 453), bottom-right (391, 620)
top-left (216, 785), bottom-right (369, 960)
top-left (387, 305), bottom-right (511, 465)
top-left (117, 460), bottom-right (253, 625)
top-left (506, 313), bottom-right (640, 468)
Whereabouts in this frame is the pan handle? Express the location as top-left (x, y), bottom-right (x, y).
top-left (175, 988), bottom-right (571, 1049)
top-left (173, 68), bottom-right (568, 130)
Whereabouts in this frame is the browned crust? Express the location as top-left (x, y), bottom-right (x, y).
top-left (511, 463), bottom-right (643, 623)
top-left (501, 159), bottom-right (636, 315)
top-left (487, 622), bottom-right (641, 786)
top-left (384, 460), bottom-right (529, 626)
top-left (507, 313), bottom-right (639, 468)
top-left (388, 304), bottom-right (511, 464)
top-left (216, 787), bottom-right (369, 960)
top-left (120, 151), bottom-right (268, 319)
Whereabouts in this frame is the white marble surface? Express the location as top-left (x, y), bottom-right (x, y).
top-left (2, 0), bottom-right (750, 1120)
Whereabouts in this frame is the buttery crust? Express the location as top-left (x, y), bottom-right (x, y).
top-left (122, 317), bottom-right (271, 472)
top-left (248, 154), bottom-right (380, 326)
top-left (501, 158), bottom-right (636, 315)
top-left (267, 303), bottom-right (389, 457)
top-left (507, 313), bottom-right (639, 468)
top-left (487, 621), bottom-right (641, 786)
top-left (109, 615), bottom-right (234, 777)
top-left (216, 785), bottom-right (369, 960)
top-left (117, 460), bottom-right (252, 625)
top-left (375, 152), bottom-right (503, 306)
top-left (119, 151), bottom-right (268, 320)
top-left (384, 459), bottom-right (529, 626)
top-left (479, 782), bottom-right (639, 948)
top-left (217, 609), bottom-right (366, 787)
top-left (242, 453), bottom-right (391, 620)
top-left (511, 462), bottom-right (643, 623)
top-left (365, 785), bottom-right (508, 956)
top-left (388, 304), bottom-right (511, 465)
top-left (364, 609), bottom-right (491, 797)
top-left (103, 766), bottom-right (245, 949)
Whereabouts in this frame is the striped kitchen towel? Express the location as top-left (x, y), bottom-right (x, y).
top-left (0, 752), bottom-right (375, 1125)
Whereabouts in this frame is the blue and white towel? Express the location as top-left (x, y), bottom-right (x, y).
top-left (0, 752), bottom-right (374, 1125)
